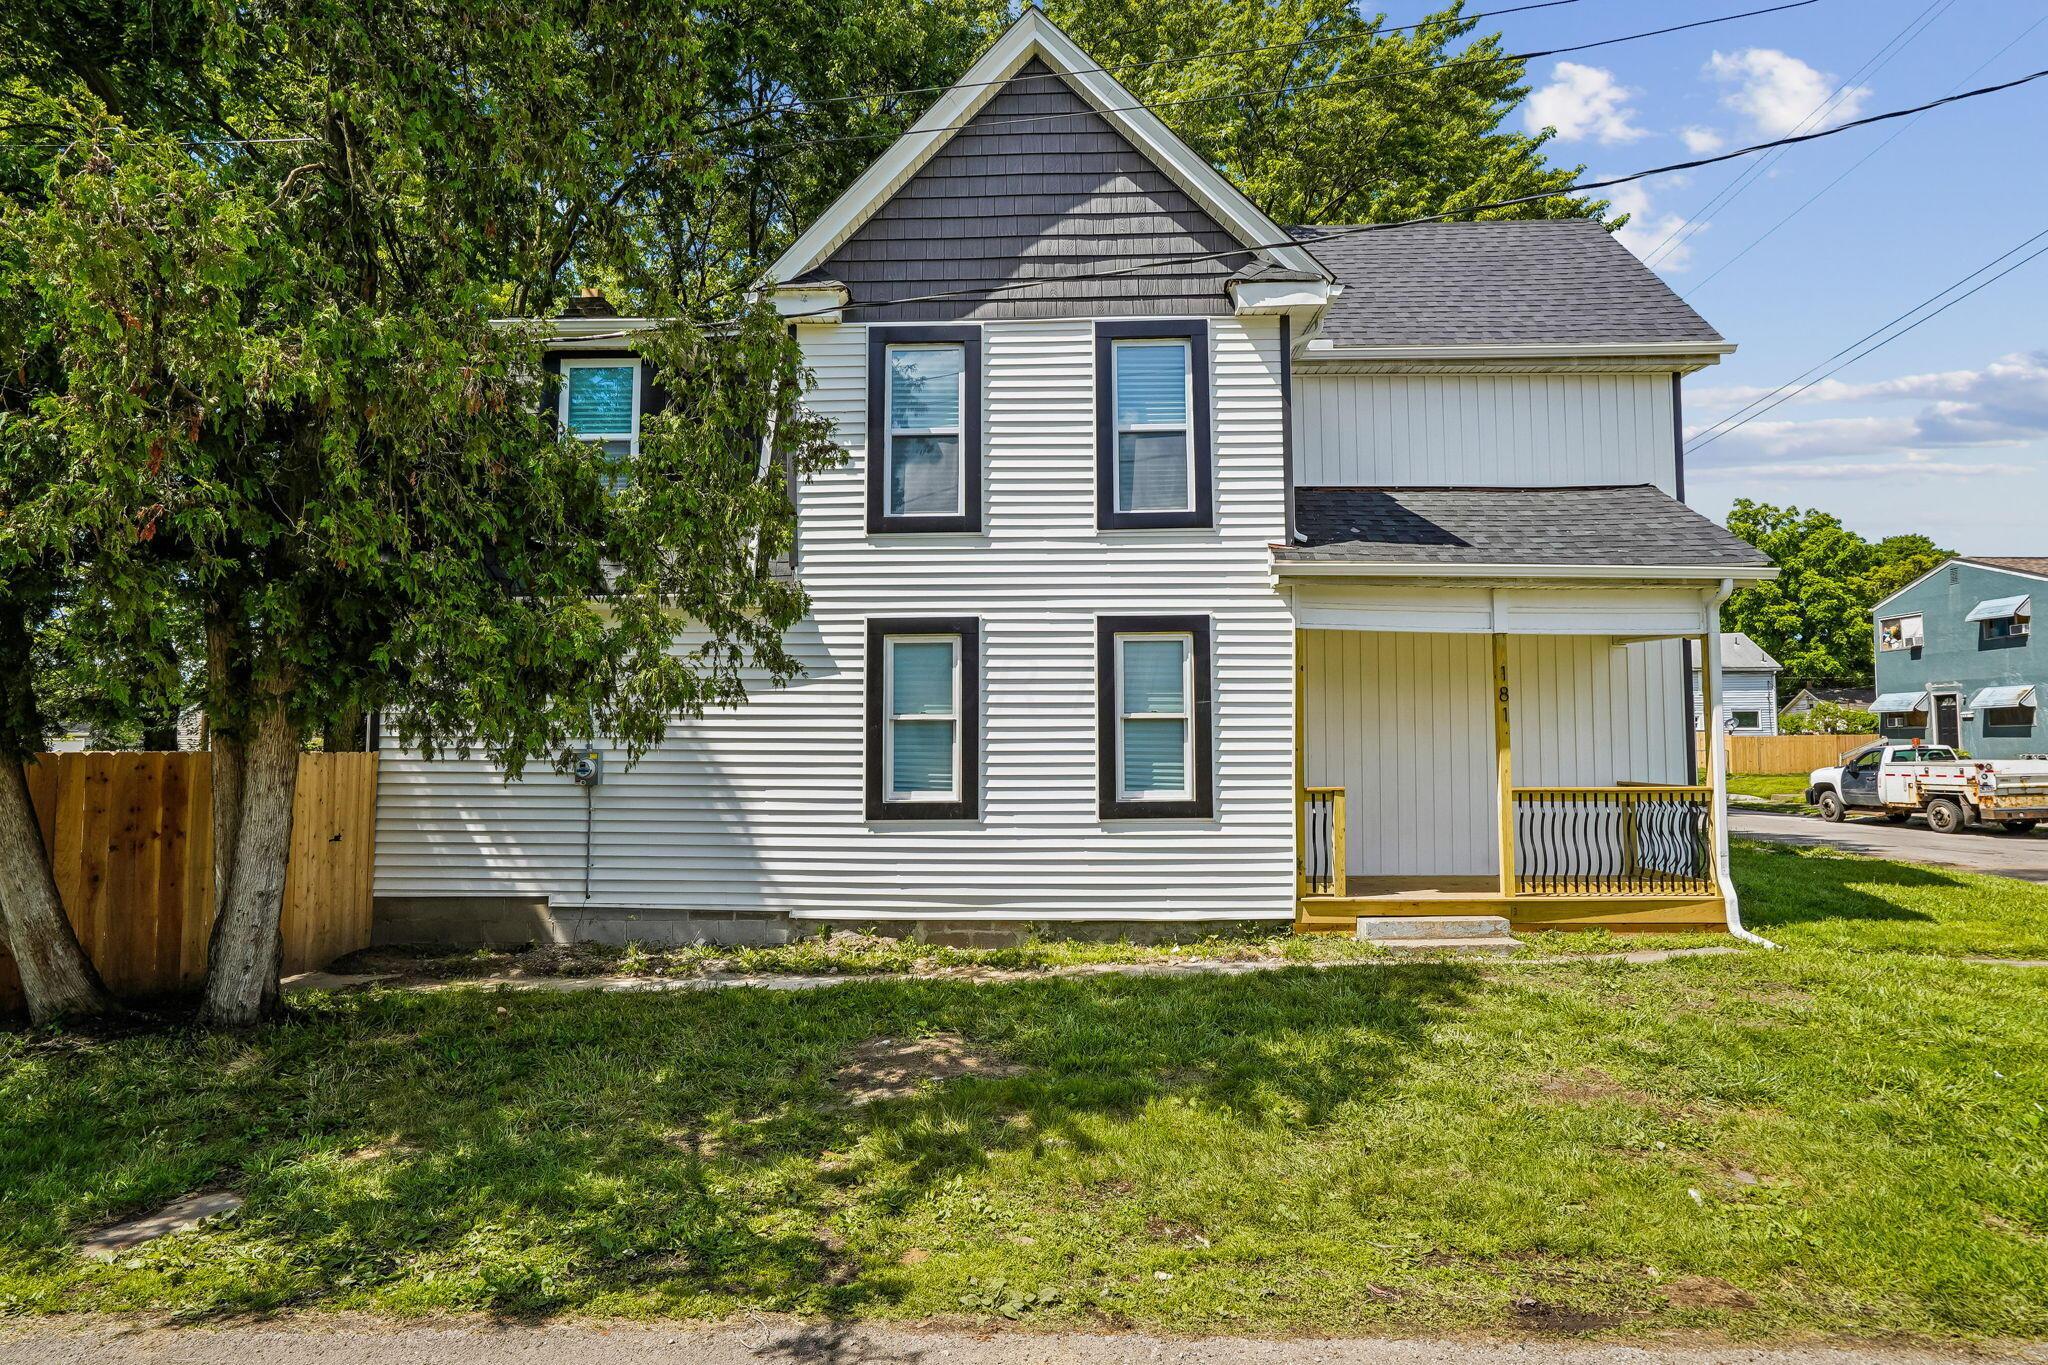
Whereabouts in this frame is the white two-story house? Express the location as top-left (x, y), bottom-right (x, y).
top-left (371, 12), bottom-right (1774, 945)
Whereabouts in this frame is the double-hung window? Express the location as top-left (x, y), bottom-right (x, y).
top-left (866, 617), bottom-right (979, 820)
top-left (558, 358), bottom-right (640, 483)
top-left (1095, 321), bottom-right (1212, 529)
top-left (867, 326), bottom-right (982, 533)
top-left (1878, 614), bottom-right (1923, 651)
top-left (1097, 615), bottom-right (1213, 819)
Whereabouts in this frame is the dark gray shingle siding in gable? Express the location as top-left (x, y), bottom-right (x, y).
top-left (1295, 221), bottom-right (1724, 348)
top-left (817, 59), bottom-right (1254, 321)
top-left (1284, 485), bottom-right (1769, 569)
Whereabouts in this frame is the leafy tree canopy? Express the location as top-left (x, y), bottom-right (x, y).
top-left (1722, 500), bottom-right (1949, 696)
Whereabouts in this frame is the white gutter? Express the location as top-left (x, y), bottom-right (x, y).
top-left (1298, 339), bottom-right (1738, 362)
top-left (1275, 558), bottom-right (1779, 583)
top-left (1702, 578), bottom-right (1777, 950)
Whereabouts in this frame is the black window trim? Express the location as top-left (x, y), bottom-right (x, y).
top-left (1096, 614), bottom-right (1215, 820)
top-left (865, 616), bottom-right (980, 821)
top-left (1095, 320), bottom-right (1213, 530)
top-left (867, 325), bottom-right (983, 534)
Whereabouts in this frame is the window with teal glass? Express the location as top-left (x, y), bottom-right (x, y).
top-left (885, 344), bottom-right (965, 517)
top-left (1117, 634), bottom-right (1191, 800)
top-left (885, 636), bottom-right (959, 801)
top-left (1112, 340), bottom-right (1191, 514)
top-left (558, 359), bottom-right (639, 472)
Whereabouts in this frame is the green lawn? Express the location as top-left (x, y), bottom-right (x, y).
top-left (2, 846), bottom-right (2046, 1341)
top-left (1727, 772), bottom-right (1813, 805)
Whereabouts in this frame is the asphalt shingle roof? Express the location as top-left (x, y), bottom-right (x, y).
top-left (1964, 556), bottom-right (2048, 578)
top-left (1282, 485), bottom-right (1771, 570)
top-left (1289, 220), bottom-right (1724, 348)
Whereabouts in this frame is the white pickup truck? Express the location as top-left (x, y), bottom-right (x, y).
top-left (1808, 742), bottom-right (2048, 833)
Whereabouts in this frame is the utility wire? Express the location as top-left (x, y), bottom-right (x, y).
top-left (1686, 9), bottom-right (2048, 292)
top-left (762, 66), bottom-right (2048, 321)
top-left (1641, 0), bottom-right (1954, 269)
top-left (1686, 225), bottom-right (2048, 452)
top-left (725, 0), bottom-right (1819, 157)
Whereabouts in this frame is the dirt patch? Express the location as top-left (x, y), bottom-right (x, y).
top-left (1662, 1275), bottom-right (1757, 1309)
top-left (1508, 1296), bottom-right (1622, 1334)
top-left (1144, 1217), bottom-right (1211, 1247)
top-left (831, 1034), bottom-right (1025, 1104)
top-left (1536, 1069), bottom-right (1659, 1107)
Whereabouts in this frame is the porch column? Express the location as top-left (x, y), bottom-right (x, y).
top-left (1701, 625), bottom-right (1732, 872)
top-left (1492, 632), bottom-right (1514, 898)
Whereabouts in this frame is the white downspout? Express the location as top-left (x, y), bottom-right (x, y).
top-left (1703, 579), bottom-right (1778, 948)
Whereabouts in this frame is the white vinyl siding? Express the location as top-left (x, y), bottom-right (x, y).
top-left (1299, 630), bottom-right (1688, 877)
top-left (376, 316), bottom-right (1294, 921)
top-left (1293, 371), bottom-right (1677, 491)
top-left (1691, 668), bottom-right (1780, 735)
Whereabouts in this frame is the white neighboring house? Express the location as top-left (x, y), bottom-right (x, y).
top-left (371, 12), bottom-right (1774, 946)
top-left (1691, 634), bottom-right (1782, 735)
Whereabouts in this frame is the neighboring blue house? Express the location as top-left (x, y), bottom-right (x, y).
top-left (1870, 557), bottom-right (2045, 757)
top-left (1690, 633), bottom-right (1781, 735)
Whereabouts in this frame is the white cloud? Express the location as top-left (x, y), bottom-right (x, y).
top-left (1680, 126), bottom-right (1725, 154)
top-left (1706, 48), bottom-right (1870, 136)
top-left (1687, 352), bottom-right (2048, 477)
top-left (1525, 62), bottom-right (1648, 144)
top-left (1606, 180), bottom-right (1700, 271)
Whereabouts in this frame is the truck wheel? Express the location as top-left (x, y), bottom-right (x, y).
top-left (1816, 791), bottom-right (1846, 823)
top-left (1925, 798), bottom-right (1965, 835)
top-left (2002, 819), bottom-right (2039, 834)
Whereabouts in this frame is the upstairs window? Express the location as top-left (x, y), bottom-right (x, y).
top-left (867, 326), bottom-right (981, 533)
top-left (1967, 594), bottom-right (2031, 646)
top-left (558, 359), bottom-right (639, 476)
top-left (1878, 614), bottom-right (1923, 651)
top-left (865, 617), bottom-right (980, 820)
top-left (1097, 615), bottom-right (1213, 819)
top-left (1096, 321), bottom-right (1212, 530)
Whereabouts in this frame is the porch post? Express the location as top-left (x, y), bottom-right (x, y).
top-left (1293, 628), bottom-right (1306, 903)
top-left (1492, 632), bottom-right (1514, 898)
top-left (1701, 625), bottom-right (1732, 876)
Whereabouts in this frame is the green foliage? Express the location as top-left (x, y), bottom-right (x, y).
top-left (1779, 701), bottom-right (1879, 736)
top-left (1721, 500), bottom-right (1950, 695)
top-left (1049, 0), bottom-right (1602, 225)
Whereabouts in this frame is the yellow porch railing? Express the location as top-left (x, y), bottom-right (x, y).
top-left (1509, 785), bottom-right (1716, 898)
top-left (1299, 785), bottom-right (1346, 898)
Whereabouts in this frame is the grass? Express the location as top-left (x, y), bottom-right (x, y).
top-left (1727, 772), bottom-right (1814, 806)
top-left (2, 845), bottom-right (2046, 1341)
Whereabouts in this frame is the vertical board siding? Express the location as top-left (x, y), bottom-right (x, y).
top-left (1294, 372), bottom-right (1676, 491)
top-left (1300, 632), bottom-right (1687, 878)
top-left (0, 752), bottom-right (376, 1010)
top-left (1691, 669), bottom-right (1780, 734)
top-left (374, 318), bottom-right (1296, 921)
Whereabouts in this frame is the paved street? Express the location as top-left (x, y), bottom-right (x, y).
top-left (5, 1320), bottom-right (2043, 1365)
top-left (1731, 808), bottom-right (2048, 882)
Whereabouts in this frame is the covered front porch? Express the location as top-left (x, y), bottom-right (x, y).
top-left (1287, 579), bottom-right (1742, 935)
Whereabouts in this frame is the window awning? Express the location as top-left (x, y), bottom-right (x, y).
top-left (1873, 691), bottom-right (1930, 714)
top-left (1969, 684), bottom-right (2037, 710)
top-left (1965, 594), bottom-right (2031, 622)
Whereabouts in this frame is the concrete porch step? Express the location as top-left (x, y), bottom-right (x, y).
top-left (1356, 915), bottom-right (1525, 955)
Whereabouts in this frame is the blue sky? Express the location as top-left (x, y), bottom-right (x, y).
top-left (1468, 0), bottom-right (2048, 552)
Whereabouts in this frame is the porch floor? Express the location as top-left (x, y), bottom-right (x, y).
top-left (1296, 875), bottom-right (1726, 936)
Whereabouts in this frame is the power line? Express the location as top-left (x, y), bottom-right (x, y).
top-left (1641, 0), bottom-right (1957, 270)
top-left (724, 0), bottom-right (1820, 158)
top-left (1686, 9), bottom-right (2048, 291)
top-left (781, 66), bottom-right (2048, 321)
top-left (1685, 225), bottom-right (2048, 453)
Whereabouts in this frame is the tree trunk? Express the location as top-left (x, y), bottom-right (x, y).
top-left (320, 702), bottom-right (365, 753)
top-left (197, 695), bottom-right (300, 1027)
top-left (0, 756), bottom-right (117, 1024)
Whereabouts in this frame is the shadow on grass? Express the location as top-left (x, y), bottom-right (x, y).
top-left (1733, 839), bottom-right (1960, 931)
top-left (0, 963), bottom-right (1476, 1323)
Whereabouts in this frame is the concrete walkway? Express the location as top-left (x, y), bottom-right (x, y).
top-left (1730, 809), bottom-right (2048, 882)
top-left (6, 1319), bottom-right (2043, 1365)
top-left (284, 946), bottom-right (1745, 997)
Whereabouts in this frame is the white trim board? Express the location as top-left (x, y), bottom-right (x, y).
top-left (764, 10), bottom-right (1327, 290)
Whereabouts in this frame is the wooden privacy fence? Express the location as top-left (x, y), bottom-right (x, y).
top-left (0, 751), bottom-right (378, 1009)
top-left (1699, 733), bottom-right (1880, 775)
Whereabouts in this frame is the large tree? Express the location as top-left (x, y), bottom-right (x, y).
top-left (1722, 500), bottom-right (1949, 695)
